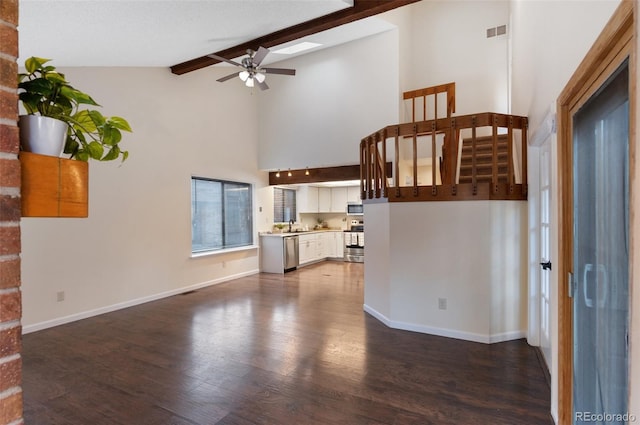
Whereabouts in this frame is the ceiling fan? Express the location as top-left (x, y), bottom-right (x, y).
top-left (210, 46), bottom-right (296, 90)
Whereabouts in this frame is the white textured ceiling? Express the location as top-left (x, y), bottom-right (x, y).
top-left (18, 0), bottom-right (395, 68)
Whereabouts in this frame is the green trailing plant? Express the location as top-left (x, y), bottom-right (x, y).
top-left (17, 56), bottom-right (132, 162)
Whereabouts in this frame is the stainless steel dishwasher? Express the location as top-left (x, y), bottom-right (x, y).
top-left (283, 235), bottom-right (299, 272)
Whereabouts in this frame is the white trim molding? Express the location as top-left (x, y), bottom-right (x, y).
top-left (363, 304), bottom-right (526, 344)
top-left (23, 269), bottom-right (260, 334)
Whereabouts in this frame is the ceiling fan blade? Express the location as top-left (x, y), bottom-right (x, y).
top-left (207, 53), bottom-right (242, 67)
top-left (216, 72), bottom-right (239, 83)
top-left (262, 67), bottom-right (296, 76)
top-left (257, 80), bottom-right (269, 91)
top-left (252, 46), bottom-right (270, 66)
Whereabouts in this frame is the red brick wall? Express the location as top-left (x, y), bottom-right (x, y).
top-left (0, 0), bottom-right (23, 424)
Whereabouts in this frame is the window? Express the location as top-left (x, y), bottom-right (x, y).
top-left (191, 177), bottom-right (253, 253)
top-left (273, 187), bottom-right (296, 223)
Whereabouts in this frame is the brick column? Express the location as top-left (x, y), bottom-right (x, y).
top-left (0, 1), bottom-right (23, 424)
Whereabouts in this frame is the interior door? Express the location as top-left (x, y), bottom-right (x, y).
top-left (539, 139), bottom-right (552, 367)
top-left (572, 60), bottom-right (629, 424)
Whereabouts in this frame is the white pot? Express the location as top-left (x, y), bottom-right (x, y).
top-left (19, 115), bottom-right (68, 157)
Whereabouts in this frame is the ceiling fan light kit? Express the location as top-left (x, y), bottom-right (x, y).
top-left (210, 46), bottom-right (295, 91)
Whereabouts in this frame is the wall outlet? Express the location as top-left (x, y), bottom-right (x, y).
top-left (438, 297), bottom-right (447, 310)
top-left (56, 291), bottom-right (65, 302)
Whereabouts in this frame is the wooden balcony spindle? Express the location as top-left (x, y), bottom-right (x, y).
top-left (471, 116), bottom-right (477, 195)
top-left (394, 127), bottom-right (400, 198)
top-left (507, 116), bottom-right (514, 194)
top-left (492, 114), bottom-right (499, 194)
top-left (382, 129), bottom-right (387, 198)
top-left (522, 118), bottom-right (528, 195)
top-left (431, 121), bottom-right (437, 196)
top-left (412, 124), bottom-right (418, 196)
top-left (450, 118), bottom-right (457, 192)
top-left (374, 132), bottom-right (381, 199)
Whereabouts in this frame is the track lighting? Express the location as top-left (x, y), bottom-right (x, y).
top-left (287, 169), bottom-right (292, 177)
top-left (305, 167), bottom-right (310, 176)
top-left (275, 170), bottom-right (280, 178)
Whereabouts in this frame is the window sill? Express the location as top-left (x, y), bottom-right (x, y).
top-left (191, 244), bottom-right (259, 259)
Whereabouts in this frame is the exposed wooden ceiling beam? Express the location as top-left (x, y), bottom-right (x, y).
top-left (170, 0), bottom-right (421, 75)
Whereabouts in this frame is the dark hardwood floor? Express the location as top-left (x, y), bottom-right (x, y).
top-left (22, 262), bottom-right (552, 424)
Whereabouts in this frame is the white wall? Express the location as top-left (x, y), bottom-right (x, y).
top-left (364, 200), bottom-right (527, 343)
top-left (21, 66), bottom-right (269, 330)
top-left (257, 30), bottom-right (400, 171)
top-left (510, 0), bottom-right (621, 421)
top-left (363, 202), bottom-right (391, 319)
top-left (403, 0), bottom-right (511, 116)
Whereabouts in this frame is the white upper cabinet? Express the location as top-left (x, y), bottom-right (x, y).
top-left (330, 187), bottom-right (348, 213)
top-left (318, 187), bottom-right (332, 213)
top-left (297, 186), bottom-right (319, 213)
top-left (347, 186), bottom-right (362, 204)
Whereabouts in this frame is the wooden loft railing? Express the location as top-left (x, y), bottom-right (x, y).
top-left (360, 112), bottom-right (528, 202)
top-left (403, 82), bottom-right (456, 122)
top-left (360, 83), bottom-right (458, 200)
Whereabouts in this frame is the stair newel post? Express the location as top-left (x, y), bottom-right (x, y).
top-left (412, 124), bottom-right (418, 196)
top-left (394, 127), bottom-right (401, 198)
top-left (431, 121), bottom-right (437, 196)
top-left (450, 117), bottom-right (457, 195)
top-left (521, 117), bottom-right (528, 196)
top-left (360, 139), bottom-right (366, 200)
top-left (507, 116), bottom-right (514, 194)
top-left (492, 114), bottom-right (499, 194)
top-left (471, 115), bottom-right (478, 195)
top-left (382, 129), bottom-right (388, 198)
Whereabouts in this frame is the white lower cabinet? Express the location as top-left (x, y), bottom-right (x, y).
top-left (298, 234), bottom-right (317, 264)
top-left (334, 232), bottom-right (344, 258)
top-left (296, 231), bottom-right (344, 266)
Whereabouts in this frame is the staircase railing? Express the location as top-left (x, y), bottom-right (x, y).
top-left (360, 112), bottom-right (528, 202)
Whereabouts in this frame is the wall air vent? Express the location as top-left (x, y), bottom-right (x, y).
top-left (487, 24), bottom-right (507, 38)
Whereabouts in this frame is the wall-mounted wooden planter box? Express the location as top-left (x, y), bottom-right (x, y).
top-left (20, 152), bottom-right (88, 217)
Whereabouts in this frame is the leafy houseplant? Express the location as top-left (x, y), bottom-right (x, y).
top-left (18, 56), bottom-right (132, 161)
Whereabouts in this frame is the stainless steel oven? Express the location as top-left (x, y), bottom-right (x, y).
top-left (344, 224), bottom-right (364, 263)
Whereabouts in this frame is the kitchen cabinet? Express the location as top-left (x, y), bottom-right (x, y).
top-left (334, 232), bottom-right (344, 258)
top-left (330, 187), bottom-right (348, 213)
top-left (318, 187), bottom-right (332, 213)
top-left (297, 185), bottom-right (319, 213)
top-left (298, 233), bottom-right (318, 264)
top-left (261, 231), bottom-right (344, 273)
top-left (316, 233), bottom-right (326, 258)
top-left (347, 186), bottom-right (362, 204)
top-left (323, 232), bottom-right (337, 258)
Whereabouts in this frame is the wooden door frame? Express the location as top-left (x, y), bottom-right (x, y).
top-left (557, 1), bottom-right (636, 424)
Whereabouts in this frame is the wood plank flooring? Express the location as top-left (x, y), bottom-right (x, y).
top-left (22, 262), bottom-right (553, 424)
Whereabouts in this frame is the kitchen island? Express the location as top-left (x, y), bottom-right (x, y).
top-left (260, 230), bottom-right (344, 273)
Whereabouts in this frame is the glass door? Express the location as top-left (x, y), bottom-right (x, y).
top-left (572, 60), bottom-right (629, 424)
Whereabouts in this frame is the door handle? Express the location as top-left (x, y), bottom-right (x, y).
top-left (540, 261), bottom-right (552, 270)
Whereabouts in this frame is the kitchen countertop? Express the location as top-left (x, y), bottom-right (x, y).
top-left (259, 229), bottom-right (343, 237)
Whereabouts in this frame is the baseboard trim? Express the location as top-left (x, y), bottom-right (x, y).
top-left (363, 304), bottom-right (525, 344)
top-left (23, 269), bottom-right (260, 334)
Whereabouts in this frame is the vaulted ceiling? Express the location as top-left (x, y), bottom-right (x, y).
top-left (19, 0), bottom-right (419, 71)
